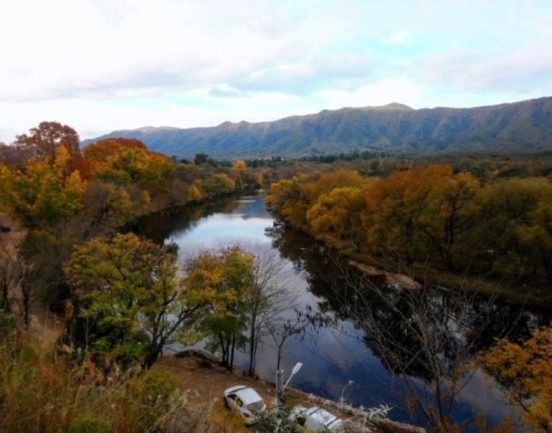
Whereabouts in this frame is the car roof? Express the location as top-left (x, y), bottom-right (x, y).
top-left (226, 386), bottom-right (263, 404)
top-left (305, 407), bottom-right (340, 426)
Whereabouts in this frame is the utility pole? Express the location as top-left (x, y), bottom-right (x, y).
top-left (276, 362), bottom-right (303, 406)
top-left (276, 368), bottom-right (285, 404)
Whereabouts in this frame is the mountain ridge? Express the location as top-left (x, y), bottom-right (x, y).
top-left (82, 96), bottom-right (552, 158)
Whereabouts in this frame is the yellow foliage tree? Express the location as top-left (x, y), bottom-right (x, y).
top-left (363, 165), bottom-right (453, 263)
top-left (481, 328), bottom-right (552, 433)
top-left (0, 146), bottom-right (85, 228)
top-left (232, 159), bottom-right (247, 170)
top-left (306, 186), bottom-right (367, 243)
top-left (183, 246), bottom-right (254, 369)
top-left (83, 138), bottom-right (174, 192)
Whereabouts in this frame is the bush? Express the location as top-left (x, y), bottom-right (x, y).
top-left (69, 414), bottom-right (112, 433)
top-left (136, 368), bottom-right (178, 428)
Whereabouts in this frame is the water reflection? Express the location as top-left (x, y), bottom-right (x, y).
top-left (137, 192), bottom-right (550, 431)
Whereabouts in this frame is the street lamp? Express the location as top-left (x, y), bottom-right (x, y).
top-left (276, 362), bottom-right (303, 404)
top-left (339, 379), bottom-right (354, 408)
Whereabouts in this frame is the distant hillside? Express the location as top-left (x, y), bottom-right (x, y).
top-left (82, 97), bottom-right (552, 158)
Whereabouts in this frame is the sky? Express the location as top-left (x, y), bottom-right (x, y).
top-left (1, 0), bottom-right (552, 142)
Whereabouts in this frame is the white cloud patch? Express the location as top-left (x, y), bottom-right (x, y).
top-left (1, 0), bottom-right (552, 141)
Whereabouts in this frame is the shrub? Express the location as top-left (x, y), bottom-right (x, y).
top-left (69, 414), bottom-right (112, 433)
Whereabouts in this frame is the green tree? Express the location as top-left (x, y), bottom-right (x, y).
top-left (183, 245), bottom-right (254, 370)
top-left (65, 233), bottom-right (210, 370)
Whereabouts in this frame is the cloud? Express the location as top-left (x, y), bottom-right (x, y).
top-left (1, 0), bottom-right (552, 141)
top-left (414, 43), bottom-right (552, 94)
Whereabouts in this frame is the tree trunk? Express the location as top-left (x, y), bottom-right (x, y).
top-left (229, 334), bottom-right (236, 371)
top-left (143, 344), bottom-right (162, 370)
top-left (248, 316), bottom-right (256, 376)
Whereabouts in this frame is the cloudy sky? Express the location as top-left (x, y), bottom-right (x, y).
top-left (1, 0), bottom-right (552, 142)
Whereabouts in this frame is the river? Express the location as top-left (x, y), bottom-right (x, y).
top-left (135, 191), bottom-right (550, 431)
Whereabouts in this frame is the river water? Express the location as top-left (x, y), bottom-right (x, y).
top-left (136, 191), bottom-right (550, 431)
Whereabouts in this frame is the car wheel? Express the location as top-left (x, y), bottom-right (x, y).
top-left (224, 397), bottom-right (230, 408)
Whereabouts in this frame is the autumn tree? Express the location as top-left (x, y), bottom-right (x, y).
top-left (83, 138), bottom-right (174, 193)
top-left (361, 165), bottom-right (452, 264)
top-left (232, 159), bottom-right (247, 170)
top-left (183, 246), bottom-right (254, 370)
top-left (65, 233), bottom-right (211, 370)
top-left (268, 164), bottom-right (552, 284)
top-left (470, 177), bottom-right (552, 281)
top-left (196, 173), bottom-right (236, 196)
top-left (436, 171), bottom-right (480, 269)
top-left (267, 169), bottom-right (367, 230)
top-left (0, 143), bottom-right (30, 169)
top-left (266, 177), bottom-right (309, 228)
top-left (306, 186), bottom-right (368, 245)
top-left (12, 121), bottom-right (91, 177)
top-left (0, 146), bottom-right (85, 228)
top-left (15, 121), bottom-right (80, 162)
top-left (79, 180), bottom-right (150, 234)
top-left (481, 328), bottom-right (552, 433)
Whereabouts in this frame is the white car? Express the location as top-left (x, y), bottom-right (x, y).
top-left (290, 406), bottom-right (344, 432)
top-left (223, 385), bottom-right (267, 425)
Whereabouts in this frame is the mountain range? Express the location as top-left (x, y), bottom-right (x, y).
top-left (82, 97), bottom-right (552, 158)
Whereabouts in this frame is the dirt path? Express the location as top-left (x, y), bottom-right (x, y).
top-left (159, 354), bottom-right (278, 433)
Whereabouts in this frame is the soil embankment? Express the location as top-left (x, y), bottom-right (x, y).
top-left (159, 352), bottom-right (425, 433)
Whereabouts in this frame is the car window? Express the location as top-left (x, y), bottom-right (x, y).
top-left (236, 398), bottom-right (244, 407)
top-left (247, 400), bottom-right (264, 411)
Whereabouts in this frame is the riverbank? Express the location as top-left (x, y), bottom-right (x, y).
top-left (160, 351), bottom-right (425, 433)
top-left (288, 225), bottom-right (552, 308)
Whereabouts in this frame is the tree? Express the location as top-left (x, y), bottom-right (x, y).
top-left (246, 250), bottom-right (292, 376)
top-left (83, 138), bottom-right (174, 193)
top-left (197, 173), bottom-right (236, 196)
top-left (470, 177), bottom-right (552, 281)
top-left (363, 165), bottom-right (453, 264)
top-left (481, 328), bottom-right (552, 433)
top-left (193, 152), bottom-right (216, 166)
top-left (306, 186), bottom-right (367, 245)
top-left (14, 121), bottom-right (80, 162)
top-left (13, 121), bottom-right (90, 177)
top-left (65, 233), bottom-right (210, 370)
top-left (316, 261), bottom-right (515, 433)
top-left (0, 146), bottom-right (85, 228)
top-left (268, 314), bottom-right (307, 371)
top-left (0, 246), bottom-right (18, 313)
top-left (183, 245), bottom-right (254, 370)
top-left (232, 159), bottom-right (247, 170)
top-left (0, 243), bottom-right (43, 330)
top-left (79, 180), bottom-right (150, 234)
top-left (434, 172), bottom-right (480, 270)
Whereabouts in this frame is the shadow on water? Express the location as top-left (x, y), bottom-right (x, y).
top-left (137, 192), bottom-right (551, 432)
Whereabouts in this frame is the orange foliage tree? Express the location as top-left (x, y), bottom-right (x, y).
top-left (13, 121), bottom-right (91, 178)
top-left (481, 328), bottom-right (552, 433)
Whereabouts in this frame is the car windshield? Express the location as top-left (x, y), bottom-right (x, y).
top-left (246, 400), bottom-right (264, 412)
